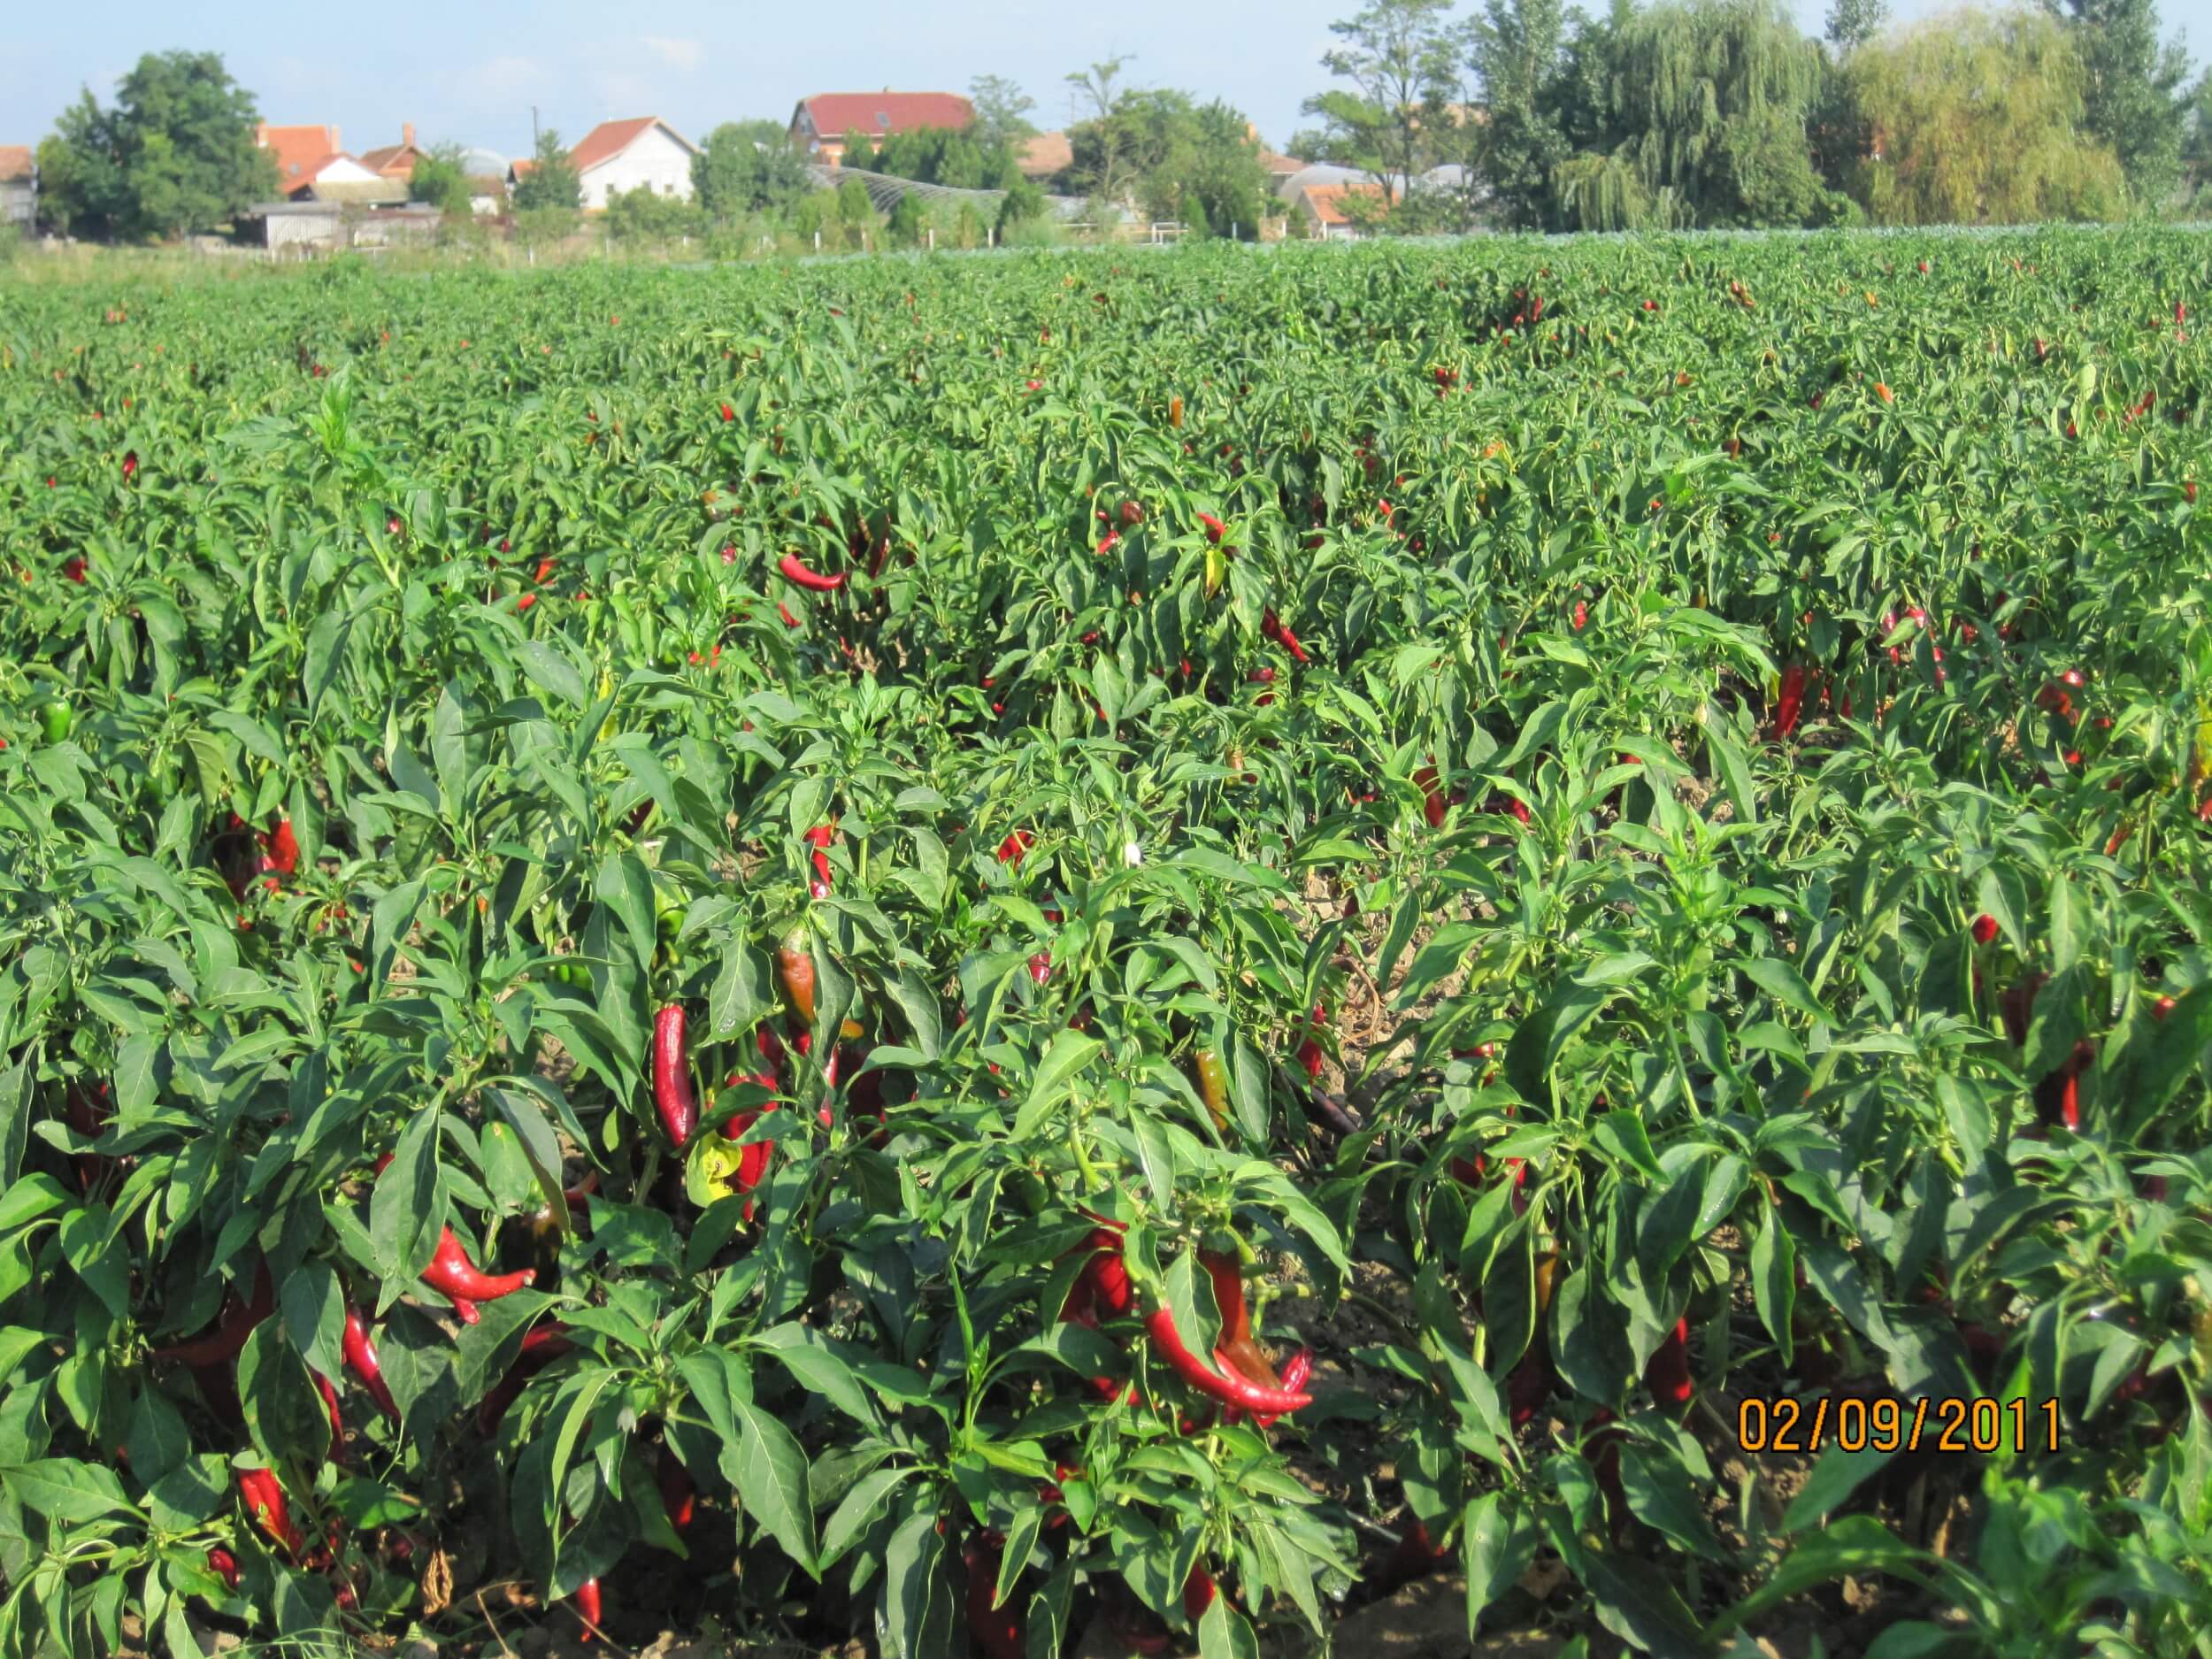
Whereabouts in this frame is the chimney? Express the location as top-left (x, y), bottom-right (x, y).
top-left (331, 125), bottom-right (341, 152)
top-left (403, 121), bottom-right (415, 149)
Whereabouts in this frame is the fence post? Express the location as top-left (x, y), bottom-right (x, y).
top-left (928, 227), bottom-right (934, 251)
top-left (1232, 222), bottom-right (1238, 241)
top-left (815, 230), bottom-right (821, 253)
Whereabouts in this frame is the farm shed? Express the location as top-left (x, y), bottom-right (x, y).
top-left (0, 147), bottom-right (34, 229)
top-left (570, 118), bottom-right (699, 210)
top-left (788, 93), bottom-right (974, 166)
top-left (242, 200), bottom-right (442, 253)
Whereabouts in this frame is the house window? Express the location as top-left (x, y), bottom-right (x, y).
top-left (876, 112), bottom-right (889, 127)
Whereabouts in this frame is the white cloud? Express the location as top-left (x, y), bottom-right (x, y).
top-left (641, 36), bottom-right (704, 72)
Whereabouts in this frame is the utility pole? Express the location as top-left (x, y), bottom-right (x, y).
top-left (532, 106), bottom-right (541, 150)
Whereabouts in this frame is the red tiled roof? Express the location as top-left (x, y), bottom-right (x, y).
top-left (798, 92), bottom-right (972, 141)
top-left (510, 159), bottom-right (537, 178)
top-left (569, 117), bottom-right (695, 173)
top-left (0, 146), bottom-right (32, 183)
top-left (257, 124), bottom-right (342, 189)
top-left (359, 143), bottom-right (419, 178)
top-left (1016, 131), bottom-right (1071, 177)
top-left (1299, 182), bottom-right (1393, 227)
top-left (1258, 150), bottom-right (1304, 177)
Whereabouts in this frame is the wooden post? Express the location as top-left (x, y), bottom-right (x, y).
top-left (815, 230), bottom-right (821, 253)
top-left (927, 227), bottom-right (934, 251)
top-left (988, 226), bottom-right (995, 249)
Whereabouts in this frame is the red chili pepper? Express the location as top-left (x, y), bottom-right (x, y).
top-left (1776, 664), bottom-right (1808, 740)
top-left (342, 1306), bottom-right (401, 1422)
top-left (997, 829), bottom-right (1033, 865)
top-left (152, 1260), bottom-right (274, 1364)
top-left (260, 818), bottom-right (300, 876)
top-left (657, 1447), bottom-right (696, 1531)
top-left (317, 1371), bottom-right (346, 1459)
top-left (1413, 760), bottom-right (1448, 830)
top-left (1249, 1347), bottom-right (1315, 1430)
top-left (778, 551), bottom-right (846, 591)
top-left (572, 1578), bottom-right (603, 1641)
top-left (238, 1467), bottom-right (303, 1555)
top-left (652, 1005), bottom-right (699, 1148)
top-left (1197, 512), bottom-right (1225, 546)
top-left (964, 1535), bottom-right (1027, 1659)
top-left (1145, 1305), bottom-right (1313, 1415)
top-left (419, 1227), bottom-right (534, 1324)
top-left (778, 600), bottom-right (802, 628)
top-left (719, 403), bottom-right (734, 422)
top-left (777, 930), bottom-right (816, 1026)
top-left (1183, 1566), bottom-right (1217, 1622)
top-left (1970, 914), bottom-right (2000, 946)
top-left (1028, 950), bottom-right (1052, 986)
top-left (1645, 1317), bottom-right (1694, 1416)
top-left (1295, 1036), bottom-right (1325, 1079)
top-left (477, 1322), bottom-right (576, 1433)
top-left (206, 1547), bottom-right (241, 1590)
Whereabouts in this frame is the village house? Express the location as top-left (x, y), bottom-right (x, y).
top-left (569, 118), bottom-right (698, 209)
top-left (359, 125), bottom-right (510, 214)
top-left (787, 92), bottom-right (973, 167)
top-left (1015, 131), bottom-right (1072, 183)
top-left (0, 148), bottom-right (34, 230)
top-left (1286, 178), bottom-right (1396, 241)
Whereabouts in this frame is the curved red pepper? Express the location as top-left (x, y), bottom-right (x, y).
top-left (419, 1227), bottom-right (534, 1324)
top-left (342, 1306), bottom-right (401, 1423)
top-left (652, 1005), bottom-right (699, 1148)
top-left (238, 1467), bottom-right (303, 1555)
top-left (1248, 1347), bottom-right (1316, 1429)
top-left (206, 1546), bottom-right (241, 1591)
top-left (778, 551), bottom-right (847, 592)
top-left (476, 1322), bottom-right (576, 1433)
top-left (316, 1371), bottom-right (346, 1461)
top-left (1262, 607), bottom-right (1312, 664)
top-left (152, 1260), bottom-right (274, 1364)
top-left (1145, 1305), bottom-right (1313, 1415)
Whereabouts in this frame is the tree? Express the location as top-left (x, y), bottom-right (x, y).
top-left (887, 192), bottom-right (927, 246)
top-left (1068, 89), bottom-right (1271, 232)
top-left (2041, 0), bottom-right (2191, 204)
top-left (2181, 70), bottom-right (2212, 211)
top-left (969, 76), bottom-right (1038, 150)
top-left (409, 145), bottom-right (472, 215)
top-left (840, 127), bottom-right (876, 169)
top-left (1825, 0), bottom-right (1889, 52)
top-left (692, 121), bottom-right (812, 219)
top-left (996, 175), bottom-right (1048, 235)
top-left (514, 128), bottom-right (580, 210)
top-left (1300, 0), bottom-right (1462, 201)
top-left (36, 51), bottom-right (275, 241)
top-left (1065, 57), bottom-right (1136, 203)
top-left (1847, 8), bottom-right (2129, 223)
top-left (1569, 0), bottom-right (1830, 228)
top-left (604, 181), bottom-right (704, 242)
top-left (874, 127), bottom-right (1019, 189)
top-left (1466, 0), bottom-right (1573, 227)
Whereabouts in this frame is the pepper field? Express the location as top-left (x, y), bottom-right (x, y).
top-left (3, 229), bottom-right (2212, 1658)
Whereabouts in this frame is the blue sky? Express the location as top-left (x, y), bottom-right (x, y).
top-left (4, 0), bottom-right (2203, 165)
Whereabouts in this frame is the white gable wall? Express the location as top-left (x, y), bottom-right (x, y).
top-left (311, 155), bottom-right (383, 186)
top-left (580, 125), bottom-right (695, 209)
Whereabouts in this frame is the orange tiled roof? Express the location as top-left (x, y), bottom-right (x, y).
top-left (257, 124), bottom-right (342, 190)
top-left (0, 146), bottom-right (33, 183)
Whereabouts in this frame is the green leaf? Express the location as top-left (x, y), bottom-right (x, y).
top-left (733, 1394), bottom-right (818, 1576)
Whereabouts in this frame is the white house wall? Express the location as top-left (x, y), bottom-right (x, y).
top-left (580, 126), bottom-right (695, 209)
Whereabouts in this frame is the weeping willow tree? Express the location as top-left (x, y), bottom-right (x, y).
top-left (1846, 8), bottom-right (2129, 224)
top-left (1548, 0), bottom-right (1833, 228)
